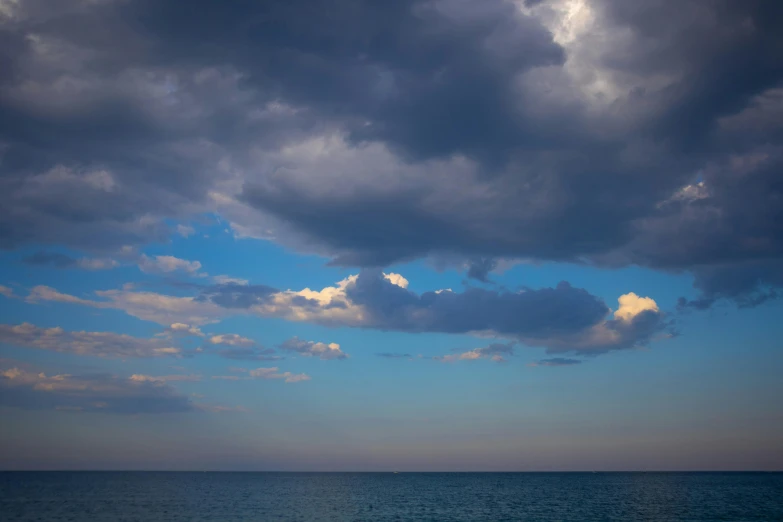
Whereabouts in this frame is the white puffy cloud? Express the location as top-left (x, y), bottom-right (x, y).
top-left (251, 274), bottom-right (366, 326)
top-left (614, 292), bottom-right (660, 322)
top-left (383, 272), bottom-right (409, 289)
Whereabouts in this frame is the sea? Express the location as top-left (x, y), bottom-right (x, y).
top-left (1, 472), bottom-right (781, 521)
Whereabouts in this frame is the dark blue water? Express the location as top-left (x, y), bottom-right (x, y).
top-left (1, 472), bottom-right (781, 521)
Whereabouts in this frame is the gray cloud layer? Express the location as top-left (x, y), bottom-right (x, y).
top-left (1, 0), bottom-right (781, 308)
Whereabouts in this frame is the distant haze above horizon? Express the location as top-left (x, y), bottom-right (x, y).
top-left (0, 0), bottom-right (781, 471)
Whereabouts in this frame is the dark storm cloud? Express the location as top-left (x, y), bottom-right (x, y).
top-left (677, 261), bottom-right (782, 311)
top-left (591, 1), bottom-right (783, 142)
top-left (126, 0), bottom-right (564, 161)
top-left (0, 367), bottom-right (195, 414)
top-left (466, 258), bottom-right (498, 283)
top-left (1, 0), bottom-right (782, 309)
top-left (625, 149), bottom-right (783, 307)
top-left (235, 0), bottom-right (783, 305)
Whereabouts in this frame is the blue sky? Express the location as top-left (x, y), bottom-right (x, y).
top-left (1, 0), bottom-right (782, 471)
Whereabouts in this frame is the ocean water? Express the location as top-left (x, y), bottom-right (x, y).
top-left (1, 472), bottom-right (781, 521)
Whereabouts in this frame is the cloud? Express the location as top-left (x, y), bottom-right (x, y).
top-left (248, 367), bottom-right (311, 384)
top-left (278, 337), bottom-right (348, 360)
top-left (200, 270), bottom-right (614, 341)
top-left (204, 270), bottom-right (668, 354)
top-left (465, 258), bottom-right (498, 284)
top-left (27, 285), bottom-right (226, 326)
top-left (194, 403), bottom-right (247, 413)
top-left (212, 367), bottom-right (311, 383)
top-left (205, 333), bottom-right (282, 360)
top-left (214, 346), bottom-right (281, 362)
top-left (0, 0), bottom-right (783, 306)
top-left (619, 149), bottom-right (783, 308)
top-left (529, 358), bottom-right (583, 367)
top-left (0, 0), bottom-right (780, 310)
top-left (383, 273), bottom-right (409, 289)
top-left (614, 293), bottom-right (659, 322)
top-left (193, 334), bottom-right (282, 361)
top-left (160, 323), bottom-right (204, 337)
top-left (533, 292), bottom-right (670, 355)
top-left (175, 224), bottom-right (195, 238)
top-left (434, 342), bottom-right (515, 363)
top-left (197, 282), bottom-right (279, 309)
top-left (211, 275), bottom-right (250, 286)
top-left (22, 251), bottom-right (118, 270)
top-left (24, 267), bottom-right (667, 356)
top-left (208, 333), bottom-right (254, 347)
top-left (0, 285), bottom-right (15, 298)
top-left (138, 254), bottom-right (205, 277)
top-left (676, 259), bottom-right (783, 310)
top-left (0, 367), bottom-right (196, 414)
top-left (129, 374), bottom-right (201, 383)
top-left (335, 270), bottom-right (665, 354)
top-left (0, 322), bottom-right (183, 358)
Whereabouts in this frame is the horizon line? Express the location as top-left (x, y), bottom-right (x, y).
top-left (1, 469), bottom-right (781, 473)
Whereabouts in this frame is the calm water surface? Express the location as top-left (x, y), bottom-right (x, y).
top-left (1, 472), bottom-right (781, 521)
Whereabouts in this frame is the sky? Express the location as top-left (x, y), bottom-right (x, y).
top-left (0, 0), bottom-right (782, 471)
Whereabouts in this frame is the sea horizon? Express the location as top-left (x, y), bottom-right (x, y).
top-left (2, 0), bottom-right (782, 519)
top-left (3, 470), bottom-right (782, 521)
top-left (2, 469), bottom-right (782, 473)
